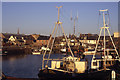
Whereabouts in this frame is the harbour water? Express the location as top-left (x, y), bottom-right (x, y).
top-left (2, 53), bottom-right (100, 78)
top-left (2, 54), bottom-right (65, 78)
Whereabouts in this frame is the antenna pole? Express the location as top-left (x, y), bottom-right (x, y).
top-left (71, 10), bottom-right (73, 21)
top-left (77, 11), bottom-right (78, 36)
top-left (77, 10), bottom-right (78, 20)
top-left (74, 18), bottom-right (75, 35)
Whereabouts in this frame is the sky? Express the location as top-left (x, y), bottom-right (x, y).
top-left (118, 2), bottom-right (120, 32)
top-left (1, 0), bottom-right (120, 2)
top-left (2, 2), bottom-right (118, 36)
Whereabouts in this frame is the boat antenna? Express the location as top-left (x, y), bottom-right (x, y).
top-left (70, 10), bottom-right (73, 35)
top-left (74, 18), bottom-right (75, 35)
top-left (77, 10), bottom-right (78, 20)
top-left (77, 10), bottom-right (79, 36)
top-left (70, 10), bottom-right (73, 21)
top-left (73, 11), bottom-right (78, 36)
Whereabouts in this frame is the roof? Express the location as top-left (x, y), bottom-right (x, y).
top-left (37, 35), bottom-right (50, 40)
top-left (2, 33), bottom-right (35, 40)
top-left (2, 33), bottom-right (26, 39)
top-left (79, 34), bottom-right (98, 40)
top-left (87, 36), bottom-right (98, 40)
top-left (31, 34), bottom-right (40, 40)
top-left (25, 35), bottom-right (35, 40)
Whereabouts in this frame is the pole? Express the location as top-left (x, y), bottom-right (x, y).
top-left (103, 11), bottom-right (106, 70)
top-left (74, 18), bottom-right (75, 35)
top-left (46, 23), bottom-right (59, 66)
top-left (60, 24), bottom-right (75, 71)
top-left (42, 23), bottom-right (57, 69)
top-left (107, 28), bottom-right (119, 58)
top-left (93, 28), bottom-right (102, 59)
top-left (56, 6), bottom-right (62, 22)
top-left (42, 6), bottom-right (76, 72)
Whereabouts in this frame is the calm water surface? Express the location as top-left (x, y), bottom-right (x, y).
top-left (2, 54), bottom-right (100, 78)
top-left (2, 54), bottom-right (65, 78)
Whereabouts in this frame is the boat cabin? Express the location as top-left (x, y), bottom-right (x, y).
top-left (91, 59), bottom-right (100, 70)
top-left (51, 56), bottom-right (87, 73)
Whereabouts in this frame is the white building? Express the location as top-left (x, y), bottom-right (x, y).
top-left (114, 32), bottom-right (120, 38)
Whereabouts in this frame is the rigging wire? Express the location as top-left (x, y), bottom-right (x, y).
top-left (106, 10), bottom-right (113, 36)
top-left (59, 7), bottom-right (80, 37)
top-left (60, 7), bottom-right (71, 20)
top-left (76, 11), bottom-right (79, 37)
top-left (70, 10), bottom-right (73, 36)
top-left (57, 8), bottom-right (67, 37)
top-left (107, 10), bottom-right (110, 26)
top-left (108, 11), bottom-right (114, 35)
top-left (59, 8), bottom-right (72, 36)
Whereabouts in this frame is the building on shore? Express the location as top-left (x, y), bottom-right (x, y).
top-left (1, 33), bottom-right (35, 46)
top-left (114, 32), bottom-right (120, 38)
top-left (79, 33), bottom-right (98, 48)
top-left (34, 35), bottom-right (51, 48)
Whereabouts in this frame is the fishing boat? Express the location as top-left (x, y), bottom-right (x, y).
top-left (32, 47), bottom-right (50, 55)
top-left (60, 48), bottom-right (66, 53)
top-left (38, 8), bottom-right (120, 80)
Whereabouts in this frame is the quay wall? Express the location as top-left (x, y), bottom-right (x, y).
top-left (2, 46), bottom-right (32, 55)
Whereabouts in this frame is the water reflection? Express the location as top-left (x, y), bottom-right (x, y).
top-left (2, 54), bottom-right (65, 78)
top-left (2, 54), bottom-right (27, 61)
top-left (2, 54), bottom-right (101, 78)
top-left (2, 54), bottom-right (43, 78)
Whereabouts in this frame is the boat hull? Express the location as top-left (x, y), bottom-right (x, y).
top-left (38, 68), bottom-right (112, 80)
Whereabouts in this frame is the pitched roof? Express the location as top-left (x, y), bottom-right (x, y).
top-left (25, 35), bottom-right (35, 40)
top-left (87, 36), bottom-right (98, 40)
top-left (2, 33), bottom-right (35, 40)
top-left (2, 33), bottom-right (13, 39)
top-left (31, 34), bottom-right (40, 40)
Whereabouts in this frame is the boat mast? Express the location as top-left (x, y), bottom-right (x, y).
top-left (42, 6), bottom-right (75, 70)
top-left (74, 18), bottom-right (75, 35)
top-left (92, 9), bottom-right (120, 70)
top-left (102, 9), bottom-right (107, 70)
top-left (56, 6), bottom-right (62, 22)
